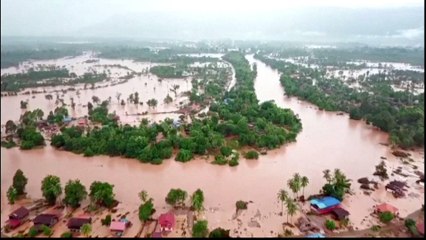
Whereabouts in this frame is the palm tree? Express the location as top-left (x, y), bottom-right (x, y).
top-left (323, 169), bottom-right (331, 183)
top-left (139, 190), bottom-right (148, 203)
top-left (277, 189), bottom-right (288, 216)
top-left (293, 173), bottom-right (302, 198)
top-left (80, 223), bottom-right (92, 237)
top-left (301, 176), bottom-right (309, 197)
top-left (286, 199), bottom-right (298, 224)
top-left (287, 179), bottom-right (297, 199)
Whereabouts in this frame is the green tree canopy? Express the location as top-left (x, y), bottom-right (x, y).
top-left (64, 179), bottom-right (88, 208)
top-left (41, 175), bottom-right (62, 205)
top-left (89, 181), bottom-right (115, 208)
top-left (12, 169), bottom-right (28, 195)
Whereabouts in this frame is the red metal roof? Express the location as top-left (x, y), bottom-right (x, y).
top-left (8, 219), bottom-right (22, 228)
top-left (9, 207), bottom-right (29, 219)
top-left (110, 221), bottom-right (126, 232)
top-left (159, 212), bottom-right (175, 229)
top-left (376, 203), bottom-right (398, 214)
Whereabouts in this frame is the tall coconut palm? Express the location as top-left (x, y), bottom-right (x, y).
top-left (277, 189), bottom-right (288, 216)
top-left (293, 173), bottom-right (302, 198)
top-left (301, 176), bottom-right (309, 197)
top-left (286, 199), bottom-right (298, 224)
top-left (287, 179), bottom-right (297, 199)
top-left (323, 169), bottom-right (331, 183)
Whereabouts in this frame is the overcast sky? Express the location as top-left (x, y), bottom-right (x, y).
top-left (1, 0), bottom-right (424, 45)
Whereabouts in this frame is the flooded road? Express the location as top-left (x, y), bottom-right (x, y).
top-left (1, 55), bottom-right (424, 237)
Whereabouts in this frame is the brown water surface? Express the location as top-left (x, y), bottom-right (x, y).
top-left (0, 55), bottom-right (423, 237)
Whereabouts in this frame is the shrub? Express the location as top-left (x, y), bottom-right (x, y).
top-left (371, 225), bottom-right (381, 231)
top-left (244, 150), bottom-right (259, 159)
top-left (61, 231), bottom-right (73, 238)
top-left (284, 228), bottom-right (294, 236)
top-left (404, 218), bottom-right (416, 228)
top-left (325, 220), bottom-right (336, 231)
top-left (192, 220), bottom-right (209, 237)
top-left (236, 200), bottom-right (248, 210)
top-left (84, 147), bottom-right (94, 157)
top-left (151, 158), bottom-right (163, 165)
top-left (208, 227), bottom-right (230, 238)
top-left (42, 225), bottom-right (53, 237)
top-left (1, 140), bottom-right (17, 149)
top-left (175, 149), bottom-right (193, 162)
top-left (228, 159), bottom-right (239, 167)
top-left (379, 211), bottom-right (394, 224)
top-left (220, 146), bottom-right (232, 157)
top-left (28, 227), bottom-right (39, 237)
top-left (213, 155), bottom-right (227, 165)
top-left (101, 214), bottom-right (112, 226)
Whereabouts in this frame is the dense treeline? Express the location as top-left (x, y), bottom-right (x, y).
top-left (268, 47), bottom-right (424, 67)
top-left (49, 52), bottom-right (302, 164)
top-left (1, 69), bottom-right (70, 91)
top-left (1, 48), bottom-right (81, 68)
top-left (150, 65), bottom-right (184, 78)
top-left (98, 47), bottom-right (217, 64)
top-left (1, 71), bottom-right (108, 92)
top-left (256, 54), bottom-right (424, 148)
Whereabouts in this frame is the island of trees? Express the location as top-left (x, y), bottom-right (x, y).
top-left (4, 52), bottom-right (302, 166)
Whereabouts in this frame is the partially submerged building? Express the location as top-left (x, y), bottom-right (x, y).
top-left (67, 216), bottom-right (92, 232)
top-left (33, 213), bottom-right (59, 230)
top-left (375, 203), bottom-right (399, 215)
top-left (310, 196), bottom-right (341, 214)
top-left (7, 207), bottom-right (30, 229)
top-left (330, 207), bottom-right (350, 221)
top-left (159, 212), bottom-right (175, 232)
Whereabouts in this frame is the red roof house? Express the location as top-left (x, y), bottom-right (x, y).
top-left (8, 207), bottom-right (30, 229)
top-left (33, 213), bottom-right (59, 230)
top-left (78, 118), bottom-right (88, 126)
top-left (159, 212), bottom-right (175, 232)
top-left (67, 216), bottom-right (92, 232)
top-left (375, 203), bottom-right (399, 215)
top-left (110, 221), bottom-right (127, 236)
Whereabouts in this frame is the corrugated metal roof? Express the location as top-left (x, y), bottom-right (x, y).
top-left (310, 196), bottom-right (340, 209)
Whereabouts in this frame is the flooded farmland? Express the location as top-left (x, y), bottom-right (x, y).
top-left (1, 54), bottom-right (424, 237)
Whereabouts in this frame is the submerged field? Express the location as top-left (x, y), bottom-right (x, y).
top-left (1, 46), bottom-right (424, 237)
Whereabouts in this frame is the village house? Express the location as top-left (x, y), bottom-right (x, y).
top-left (7, 207), bottom-right (30, 229)
top-left (33, 213), bottom-right (59, 230)
top-left (158, 212), bottom-right (175, 232)
top-left (330, 207), bottom-right (350, 221)
top-left (67, 216), bottom-right (92, 232)
top-left (310, 196), bottom-right (341, 214)
top-left (375, 203), bottom-right (399, 216)
top-left (110, 218), bottom-right (131, 237)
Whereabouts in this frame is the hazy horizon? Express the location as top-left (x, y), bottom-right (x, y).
top-left (1, 0), bottom-right (424, 46)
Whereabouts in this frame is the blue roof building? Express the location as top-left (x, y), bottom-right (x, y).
top-left (63, 116), bottom-right (72, 123)
top-left (310, 197), bottom-right (341, 214)
top-left (306, 233), bottom-right (325, 238)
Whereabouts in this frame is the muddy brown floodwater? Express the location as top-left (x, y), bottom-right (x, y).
top-left (1, 54), bottom-right (424, 237)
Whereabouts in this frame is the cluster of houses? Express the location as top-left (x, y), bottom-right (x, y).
top-left (306, 196), bottom-right (425, 237)
top-left (6, 206), bottom-right (178, 238)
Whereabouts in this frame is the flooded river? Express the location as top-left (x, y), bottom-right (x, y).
top-left (1, 55), bottom-right (424, 237)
